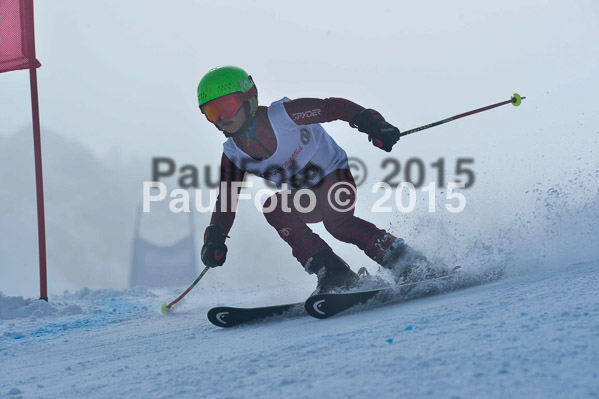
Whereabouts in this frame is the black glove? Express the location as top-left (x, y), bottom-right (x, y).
top-left (201, 225), bottom-right (228, 267)
top-left (351, 109), bottom-right (400, 152)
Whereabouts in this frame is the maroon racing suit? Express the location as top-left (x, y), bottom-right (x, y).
top-left (210, 97), bottom-right (398, 267)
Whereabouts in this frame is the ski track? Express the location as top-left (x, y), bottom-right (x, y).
top-left (1, 262), bottom-right (598, 399)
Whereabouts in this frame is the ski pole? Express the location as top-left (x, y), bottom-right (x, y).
top-left (161, 266), bottom-right (210, 314)
top-left (400, 93), bottom-right (525, 138)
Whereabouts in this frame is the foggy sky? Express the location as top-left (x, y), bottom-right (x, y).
top-left (1, 1), bottom-right (599, 296)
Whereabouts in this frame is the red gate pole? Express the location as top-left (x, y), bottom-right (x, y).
top-left (0, 0), bottom-right (47, 300)
top-left (27, 0), bottom-right (48, 301)
top-left (29, 66), bottom-right (48, 301)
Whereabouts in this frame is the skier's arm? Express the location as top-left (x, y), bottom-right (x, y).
top-left (283, 98), bottom-right (400, 152)
top-left (210, 153), bottom-right (246, 235)
top-left (201, 153), bottom-right (246, 268)
top-left (283, 97), bottom-right (364, 125)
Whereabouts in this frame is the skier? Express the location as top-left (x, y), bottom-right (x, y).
top-left (198, 66), bottom-right (435, 293)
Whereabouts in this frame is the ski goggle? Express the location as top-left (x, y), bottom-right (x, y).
top-left (200, 86), bottom-right (257, 124)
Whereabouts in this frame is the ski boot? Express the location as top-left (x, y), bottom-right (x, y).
top-left (382, 238), bottom-right (449, 284)
top-left (304, 249), bottom-right (361, 294)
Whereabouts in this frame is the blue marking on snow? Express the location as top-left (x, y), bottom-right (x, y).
top-left (4, 298), bottom-right (149, 344)
top-left (405, 325), bottom-right (413, 331)
top-left (4, 332), bottom-right (24, 340)
top-left (386, 338), bottom-right (393, 344)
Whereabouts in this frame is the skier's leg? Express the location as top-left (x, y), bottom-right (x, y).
top-left (317, 169), bottom-right (451, 282)
top-left (263, 190), bottom-right (359, 293)
top-left (262, 192), bottom-right (330, 266)
top-left (316, 169), bottom-right (444, 282)
top-left (315, 169), bottom-right (398, 265)
top-left (322, 213), bottom-right (398, 264)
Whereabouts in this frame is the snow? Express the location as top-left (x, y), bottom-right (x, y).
top-left (1, 261), bottom-right (598, 398)
top-left (0, 293), bottom-right (83, 321)
top-left (1, 3), bottom-right (598, 398)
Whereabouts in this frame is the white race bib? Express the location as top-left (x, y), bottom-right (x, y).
top-left (223, 97), bottom-right (348, 190)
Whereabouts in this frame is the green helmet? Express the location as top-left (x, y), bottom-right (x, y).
top-left (197, 66), bottom-right (256, 108)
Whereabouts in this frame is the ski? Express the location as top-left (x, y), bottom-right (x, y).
top-left (207, 302), bottom-right (304, 328)
top-left (305, 271), bottom-right (471, 319)
top-left (208, 267), bottom-right (502, 326)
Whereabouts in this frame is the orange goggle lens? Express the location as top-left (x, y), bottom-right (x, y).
top-left (201, 93), bottom-right (244, 124)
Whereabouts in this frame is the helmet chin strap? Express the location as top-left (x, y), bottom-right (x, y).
top-left (216, 97), bottom-right (258, 138)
